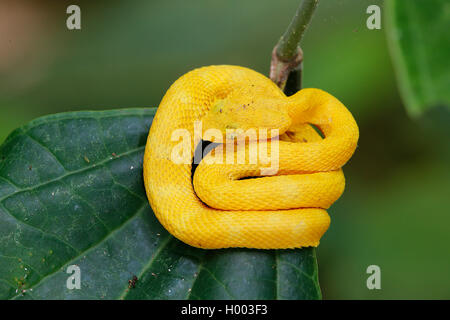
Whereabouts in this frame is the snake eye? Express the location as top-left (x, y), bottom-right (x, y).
top-left (211, 99), bottom-right (226, 114)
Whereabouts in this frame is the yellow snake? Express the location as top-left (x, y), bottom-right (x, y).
top-left (143, 65), bottom-right (358, 249)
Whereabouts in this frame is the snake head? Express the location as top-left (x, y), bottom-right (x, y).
top-left (201, 86), bottom-right (291, 142)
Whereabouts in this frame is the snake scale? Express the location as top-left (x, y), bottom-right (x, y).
top-left (143, 65), bottom-right (359, 249)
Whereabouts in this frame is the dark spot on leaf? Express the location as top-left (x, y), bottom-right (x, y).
top-left (128, 275), bottom-right (138, 289)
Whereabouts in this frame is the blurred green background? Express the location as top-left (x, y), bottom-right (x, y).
top-left (0, 0), bottom-right (448, 299)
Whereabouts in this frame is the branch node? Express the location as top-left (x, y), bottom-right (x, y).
top-left (270, 45), bottom-right (303, 89)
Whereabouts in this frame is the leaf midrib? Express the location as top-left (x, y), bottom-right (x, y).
top-left (118, 235), bottom-right (173, 300)
top-left (10, 202), bottom-right (150, 300)
top-left (0, 146), bottom-right (145, 203)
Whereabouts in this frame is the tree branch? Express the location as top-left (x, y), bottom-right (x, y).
top-left (270, 0), bottom-right (319, 90)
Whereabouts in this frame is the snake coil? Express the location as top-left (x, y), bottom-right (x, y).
top-left (144, 65), bottom-right (358, 249)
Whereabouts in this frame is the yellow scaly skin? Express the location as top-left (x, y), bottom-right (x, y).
top-left (143, 65), bottom-right (359, 249)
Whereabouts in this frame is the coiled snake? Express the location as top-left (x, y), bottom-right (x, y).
top-left (143, 65), bottom-right (358, 249)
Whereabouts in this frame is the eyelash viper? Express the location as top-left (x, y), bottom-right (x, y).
top-left (143, 65), bottom-right (359, 249)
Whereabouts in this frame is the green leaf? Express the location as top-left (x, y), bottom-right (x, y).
top-left (0, 109), bottom-right (321, 300)
top-left (385, 0), bottom-right (450, 117)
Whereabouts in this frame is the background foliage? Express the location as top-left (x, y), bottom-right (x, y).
top-left (0, 0), bottom-right (449, 299)
top-left (386, 0), bottom-right (450, 116)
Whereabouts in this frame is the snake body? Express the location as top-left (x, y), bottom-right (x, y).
top-left (143, 65), bottom-right (358, 249)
